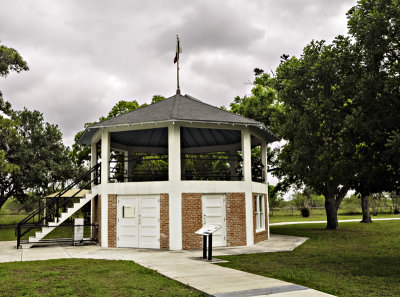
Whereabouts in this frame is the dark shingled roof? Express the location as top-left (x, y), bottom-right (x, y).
top-left (78, 93), bottom-right (278, 145)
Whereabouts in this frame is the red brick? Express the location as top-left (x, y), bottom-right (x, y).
top-left (181, 193), bottom-right (202, 249)
top-left (108, 194), bottom-right (117, 247)
top-left (160, 194), bottom-right (169, 250)
top-left (226, 193), bottom-right (247, 246)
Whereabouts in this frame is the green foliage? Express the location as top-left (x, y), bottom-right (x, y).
top-left (236, 1), bottom-right (400, 228)
top-left (71, 96), bottom-right (166, 167)
top-left (347, 0), bottom-right (400, 195)
top-left (151, 95), bottom-right (166, 104)
top-left (0, 99), bottom-right (77, 209)
top-left (268, 185), bottom-right (283, 208)
top-left (230, 70), bottom-right (281, 131)
top-left (290, 187), bottom-right (321, 210)
top-left (0, 43), bottom-right (28, 77)
top-left (271, 37), bottom-right (359, 229)
top-left (101, 100), bottom-right (141, 121)
top-left (0, 44), bottom-right (28, 209)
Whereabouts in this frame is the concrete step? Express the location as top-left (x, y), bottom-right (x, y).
top-left (20, 243), bottom-right (34, 249)
top-left (24, 193), bottom-right (96, 248)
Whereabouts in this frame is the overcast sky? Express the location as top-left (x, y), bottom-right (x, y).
top-left (1, 0), bottom-right (357, 148)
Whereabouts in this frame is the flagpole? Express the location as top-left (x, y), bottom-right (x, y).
top-left (176, 35), bottom-right (180, 94)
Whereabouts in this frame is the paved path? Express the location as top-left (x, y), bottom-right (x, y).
top-left (270, 217), bottom-right (400, 226)
top-left (0, 234), bottom-right (334, 297)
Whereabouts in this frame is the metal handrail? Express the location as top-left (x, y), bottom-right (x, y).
top-left (15, 163), bottom-right (100, 248)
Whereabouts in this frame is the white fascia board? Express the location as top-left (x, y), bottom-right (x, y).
top-left (89, 120), bottom-right (261, 132)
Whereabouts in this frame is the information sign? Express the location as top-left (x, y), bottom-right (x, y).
top-left (195, 225), bottom-right (221, 235)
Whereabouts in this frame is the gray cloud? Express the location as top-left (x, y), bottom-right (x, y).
top-left (0, 0), bottom-right (357, 146)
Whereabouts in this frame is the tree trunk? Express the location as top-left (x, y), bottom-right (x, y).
top-left (325, 195), bottom-right (338, 230)
top-left (361, 194), bottom-right (372, 223)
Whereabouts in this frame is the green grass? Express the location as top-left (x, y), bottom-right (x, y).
top-left (0, 214), bottom-right (28, 225)
top-left (269, 213), bottom-right (400, 223)
top-left (0, 259), bottom-right (203, 297)
top-left (0, 225), bottom-right (92, 242)
top-left (217, 220), bottom-right (400, 297)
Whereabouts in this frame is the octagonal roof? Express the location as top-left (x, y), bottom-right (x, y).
top-left (78, 93), bottom-right (278, 145)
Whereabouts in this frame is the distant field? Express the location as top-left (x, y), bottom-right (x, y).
top-left (269, 213), bottom-right (400, 223)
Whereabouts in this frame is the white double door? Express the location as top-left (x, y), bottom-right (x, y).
top-left (202, 194), bottom-right (226, 247)
top-left (117, 195), bottom-right (160, 249)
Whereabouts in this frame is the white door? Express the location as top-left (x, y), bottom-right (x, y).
top-left (117, 195), bottom-right (160, 249)
top-left (138, 196), bottom-right (160, 248)
top-left (202, 194), bottom-right (226, 247)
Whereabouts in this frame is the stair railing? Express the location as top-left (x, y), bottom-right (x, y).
top-left (15, 163), bottom-right (101, 248)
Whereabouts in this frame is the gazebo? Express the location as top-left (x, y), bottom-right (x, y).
top-left (78, 92), bottom-right (277, 250)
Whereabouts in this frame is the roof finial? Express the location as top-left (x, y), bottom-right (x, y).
top-left (174, 35), bottom-right (182, 95)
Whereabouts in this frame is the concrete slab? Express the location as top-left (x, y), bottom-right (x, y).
top-left (265, 288), bottom-right (334, 297)
top-left (0, 235), bottom-right (334, 296)
top-left (22, 244), bottom-right (70, 261)
top-left (0, 241), bottom-right (21, 263)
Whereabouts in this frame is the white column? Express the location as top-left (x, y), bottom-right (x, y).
top-left (168, 123), bottom-right (182, 250)
top-left (101, 129), bottom-right (110, 247)
top-left (261, 140), bottom-right (270, 239)
top-left (241, 128), bottom-right (252, 182)
top-left (124, 151), bottom-right (133, 182)
top-left (261, 141), bottom-right (267, 184)
top-left (168, 123), bottom-right (181, 181)
top-left (91, 142), bottom-right (97, 185)
top-left (229, 149), bottom-right (238, 180)
top-left (242, 128), bottom-right (254, 245)
top-left (90, 142), bottom-right (97, 234)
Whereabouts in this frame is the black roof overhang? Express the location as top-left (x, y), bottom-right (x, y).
top-left (78, 120), bottom-right (278, 148)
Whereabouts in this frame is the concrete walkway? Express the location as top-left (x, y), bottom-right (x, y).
top-left (0, 235), bottom-right (334, 297)
top-left (270, 217), bottom-right (400, 226)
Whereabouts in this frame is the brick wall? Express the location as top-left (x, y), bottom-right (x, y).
top-left (226, 193), bottom-right (247, 246)
top-left (108, 194), bottom-right (117, 247)
top-left (160, 193), bottom-right (169, 250)
top-left (92, 195), bottom-right (101, 246)
top-left (253, 193), bottom-right (268, 244)
top-left (181, 193), bottom-right (202, 249)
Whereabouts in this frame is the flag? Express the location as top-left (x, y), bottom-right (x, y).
top-left (174, 37), bottom-right (182, 64)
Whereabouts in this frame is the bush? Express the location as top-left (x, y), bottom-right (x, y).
top-left (394, 208), bottom-right (399, 215)
top-left (301, 208), bottom-right (310, 217)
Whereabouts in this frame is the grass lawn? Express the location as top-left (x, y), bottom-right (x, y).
top-left (269, 212), bottom-right (400, 223)
top-left (0, 225), bottom-right (92, 242)
top-left (217, 220), bottom-right (400, 297)
top-left (0, 259), bottom-right (203, 297)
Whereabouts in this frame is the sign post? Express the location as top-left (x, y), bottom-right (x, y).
top-left (195, 225), bottom-right (221, 261)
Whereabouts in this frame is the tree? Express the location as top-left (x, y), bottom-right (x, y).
top-left (345, 0), bottom-right (400, 221)
top-left (0, 44), bottom-right (28, 209)
top-left (71, 95), bottom-right (165, 167)
top-left (0, 100), bottom-right (79, 210)
top-left (230, 69), bottom-right (280, 130)
top-left (0, 101), bottom-right (77, 209)
top-left (270, 37), bottom-right (361, 230)
top-left (268, 184), bottom-right (283, 208)
top-left (0, 43), bottom-right (29, 76)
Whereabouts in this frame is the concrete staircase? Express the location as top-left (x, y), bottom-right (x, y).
top-left (23, 192), bottom-right (97, 249)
